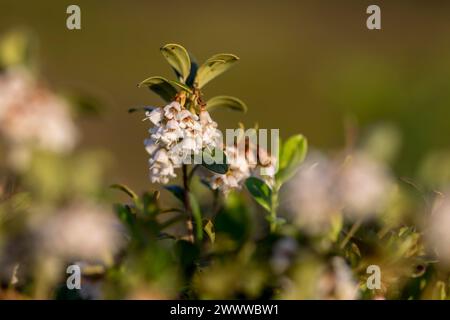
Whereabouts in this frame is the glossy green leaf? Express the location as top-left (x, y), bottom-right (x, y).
top-left (206, 95), bottom-right (247, 113)
top-left (160, 43), bottom-right (191, 82)
top-left (138, 76), bottom-right (178, 102)
top-left (169, 79), bottom-right (193, 93)
top-left (185, 54), bottom-right (199, 87)
top-left (138, 76), bottom-right (192, 102)
top-left (195, 53), bottom-right (239, 88)
top-left (276, 134), bottom-right (308, 184)
top-left (245, 177), bottom-right (272, 212)
top-left (202, 149), bottom-right (228, 174)
top-left (188, 193), bottom-right (203, 241)
top-left (164, 185), bottom-right (185, 203)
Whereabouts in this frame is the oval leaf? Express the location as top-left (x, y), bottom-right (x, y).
top-left (275, 134), bottom-right (308, 184)
top-left (138, 76), bottom-right (178, 102)
top-left (169, 79), bottom-right (193, 93)
top-left (202, 149), bottom-right (228, 174)
top-left (160, 43), bottom-right (191, 82)
top-left (195, 53), bottom-right (239, 88)
top-left (206, 95), bottom-right (247, 113)
top-left (245, 177), bottom-right (272, 212)
top-left (164, 185), bottom-right (185, 203)
top-left (138, 76), bottom-right (192, 102)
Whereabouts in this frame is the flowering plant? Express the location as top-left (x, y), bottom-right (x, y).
top-left (1, 36), bottom-right (450, 300)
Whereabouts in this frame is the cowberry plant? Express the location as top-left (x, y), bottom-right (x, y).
top-left (114, 43), bottom-right (308, 244)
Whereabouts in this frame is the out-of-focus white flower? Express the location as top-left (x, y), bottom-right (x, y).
top-left (426, 196), bottom-right (450, 266)
top-left (318, 257), bottom-right (360, 300)
top-left (284, 151), bottom-right (393, 234)
top-left (0, 68), bottom-right (78, 157)
top-left (338, 153), bottom-right (393, 220)
top-left (284, 153), bottom-right (338, 234)
top-left (36, 203), bottom-right (125, 263)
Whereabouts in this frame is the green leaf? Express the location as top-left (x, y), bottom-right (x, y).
top-left (276, 134), bottom-right (308, 184)
top-left (215, 192), bottom-right (251, 245)
top-left (160, 44), bottom-right (191, 82)
top-left (188, 193), bottom-right (203, 241)
top-left (195, 53), bottom-right (239, 88)
top-left (204, 220), bottom-right (215, 244)
top-left (114, 203), bottom-right (135, 226)
top-left (138, 76), bottom-right (192, 102)
top-left (245, 177), bottom-right (272, 212)
top-left (110, 184), bottom-right (138, 201)
top-left (138, 76), bottom-right (178, 102)
top-left (185, 55), bottom-right (199, 87)
top-left (202, 149), bottom-right (228, 174)
top-left (169, 79), bottom-right (193, 93)
top-left (206, 95), bottom-right (247, 113)
top-left (164, 185), bottom-right (185, 203)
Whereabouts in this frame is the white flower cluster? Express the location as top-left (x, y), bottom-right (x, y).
top-left (284, 152), bottom-right (393, 234)
top-left (144, 101), bottom-right (221, 184)
top-left (209, 143), bottom-right (276, 195)
top-left (0, 69), bottom-right (78, 157)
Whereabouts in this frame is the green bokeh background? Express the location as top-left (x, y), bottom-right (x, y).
top-left (1, 0), bottom-right (450, 191)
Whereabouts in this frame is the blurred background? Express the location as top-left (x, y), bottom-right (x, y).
top-left (1, 0), bottom-right (450, 192)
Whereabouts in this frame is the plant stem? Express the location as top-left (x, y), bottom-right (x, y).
top-left (182, 164), bottom-right (194, 243)
top-left (340, 218), bottom-right (363, 249)
top-left (269, 184), bottom-right (280, 233)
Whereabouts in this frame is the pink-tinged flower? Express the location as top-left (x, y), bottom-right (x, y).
top-left (426, 195), bottom-right (450, 267)
top-left (163, 101), bottom-right (181, 119)
top-left (283, 153), bottom-right (338, 234)
top-left (337, 153), bottom-right (393, 220)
